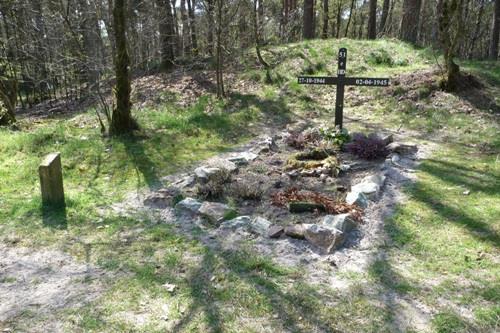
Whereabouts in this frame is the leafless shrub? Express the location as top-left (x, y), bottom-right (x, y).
top-left (228, 173), bottom-right (267, 201)
top-left (196, 169), bottom-right (231, 200)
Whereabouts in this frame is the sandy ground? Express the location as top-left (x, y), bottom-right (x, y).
top-left (0, 245), bottom-right (108, 332)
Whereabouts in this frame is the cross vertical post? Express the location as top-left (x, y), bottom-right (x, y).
top-left (335, 48), bottom-right (347, 129)
top-left (297, 47), bottom-right (390, 130)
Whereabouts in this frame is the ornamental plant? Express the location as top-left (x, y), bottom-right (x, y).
top-left (345, 133), bottom-right (389, 160)
top-left (319, 125), bottom-right (350, 147)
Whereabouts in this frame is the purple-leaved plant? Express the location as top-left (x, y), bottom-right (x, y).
top-left (345, 133), bottom-right (389, 160)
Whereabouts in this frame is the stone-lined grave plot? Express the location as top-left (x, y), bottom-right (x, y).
top-left (140, 121), bottom-right (419, 264)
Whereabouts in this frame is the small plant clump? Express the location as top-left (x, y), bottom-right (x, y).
top-left (345, 133), bottom-right (389, 160)
top-left (271, 187), bottom-right (362, 220)
top-left (196, 169), bottom-right (232, 200)
top-left (285, 128), bottom-right (322, 149)
top-left (228, 174), bottom-right (266, 201)
top-left (366, 49), bottom-right (394, 67)
top-left (319, 125), bottom-right (350, 147)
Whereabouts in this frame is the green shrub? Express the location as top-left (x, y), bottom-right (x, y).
top-left (366, 49), bottom-right (394, 67)
top-left (319, 125), bottom-right (350, 147)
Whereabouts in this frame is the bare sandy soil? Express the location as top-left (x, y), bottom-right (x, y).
top-left (0, 245), bottom-right (108, 332)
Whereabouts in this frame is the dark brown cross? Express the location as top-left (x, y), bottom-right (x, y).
top-left (298, 47), bottom-right (390, 129)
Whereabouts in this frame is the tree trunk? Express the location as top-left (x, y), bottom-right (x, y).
top-left (215, 0), bottom-right (225, 98)
top-left (438, 0), bottom-right (464, 90)
top-left (110, 0), bottom-right (137, 135)
top-left (207, 0), bottom-right (215, 56)
top-left (322, 0), bottom-right (329, 38)
top-left (77, 0), bottom-right (101, 93)
top-left (367, 0), bottom-right (377, 39)
top-left (254, 0), bottom-right (270, 70)
top-left (490, 0), bottom-right (500, 59)
top-left (335, 0), bottom-right (342, 38)
top-left (468, 0), bottom-right (485, 59)
top-left (417, 0), bottom-right (426, 44)
top-left (0, 74), bottom-right (17, 126)
top-left (180, 0), bottom-right (191, 57)
top-left (379, 0), bottom-right (390, 33)
top-left (187, 0), bottom-right (198, 56)
top-left (157, 0), bottom-right (176, 70)
top-left (303, 0), bottom-right (315, 39)
top-left (345, 0), bottom-right (355, 37)
top-left (400, 0), bottom-right (422, 44)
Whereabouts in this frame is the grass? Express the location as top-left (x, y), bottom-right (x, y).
top-left (1, 38), bottom-right (499, 332)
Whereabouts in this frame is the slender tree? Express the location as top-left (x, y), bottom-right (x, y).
top-left (187, 0), bottom-right (198, 56)
top-left (379, 0), bottom-right (390, 33)
top-left (490, 0), bottom-right (500, 59)
top-left (322, 0), bottom-right (329, 39)
top-left (303, 0), bottom-right (315, 39)
top-left (180, 0), bottom-right (190, 57)
top-left (368, 0), bottom-right (377, 39)
top-left (157, 0), bottom-right (176, 70)
top-left (0, 68), bottom-right (17, 126)
top-left (345, 0), bottom-right (355, 37)
top-left (468, 0), bottom-right (485, 59)
top-left (110, 0), bottom-right (137, 135)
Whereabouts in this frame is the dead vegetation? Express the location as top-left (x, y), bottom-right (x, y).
top-left (271, 187), bottom-right (362, 220)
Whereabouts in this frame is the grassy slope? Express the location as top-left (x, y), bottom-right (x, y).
top-left (0, 39), bottom-right (498, 332)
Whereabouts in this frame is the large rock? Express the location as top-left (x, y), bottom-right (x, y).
top-left (351, 182), bottom-right (379, 196)
top-left (284, 224), bottom-right (306, 239)
top-left (220, 216), bottom-right (252, 230)
top-left (303, 224), bottom-right (345, 254)
top-left (199, 202), bottom-right (237, 225)
top-left (207, 158), bottom-right (238, 173)
top-left (194, 166), bottom-right (223, 183)
top-left (144, 187), bottom-right (183, 209)
top-left (251, 217), bottom-right (272, 236)
top-left (386, 142), bottom-right (418, 155)
top-left (175, 197), bottom-right (202, 214)
top-left (350, 173), bottom-right (386, 198)
top-left (219, 216), bottom-right (272, 236)
top-left (346, 191), bottom-right (368, 208)
top-left (322, 214), bottom-right (357, 233)
top-left (381, 134), bottom-right (394, 145)
top-left (252, 136), bottom-right (278, 154)
top-left (227, 152), bottom-right (258, 166)
top-left (268, 225), bottom-right (284, 238)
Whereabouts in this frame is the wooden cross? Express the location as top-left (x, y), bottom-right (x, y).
top-left (298, 47), bottom-right (390, 129)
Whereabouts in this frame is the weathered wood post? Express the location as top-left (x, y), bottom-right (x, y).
top-left (39, 152), bottom-right (65, 207)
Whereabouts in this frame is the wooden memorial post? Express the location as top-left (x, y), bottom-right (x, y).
top-left (298, 47), bottom-right (390, 129)
top-left (39, 152), bottom-right (65, 207)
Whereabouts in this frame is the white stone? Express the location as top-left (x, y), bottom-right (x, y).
top-left (251, 217), bottom-right (272, 236)
top-left (175, 197), bottom-right (202, 213)
top-left (303, 224), bottom-right (345, 254)
top-left (346, 191), bottom-right (368, 208)
top-left (339, 164), bottom-right (351, 172)
top-left (199, 202), bottom-right (236, 224)
top-left (194, 166), bottom-right (221, 181)
top-left (227, 152), bottom-right (258, 165)
top-left (220, 216), bottom-right (252, 229)
top-left (351, 182), bottom-right (379, 195)
top-left (321, 214), bottom-right (357, 233)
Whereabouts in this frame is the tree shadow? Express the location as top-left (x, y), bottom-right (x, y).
top-left (171, 244), bottom-right (341, 333)
top-left (455, 88), bottom-right (500, 114)
top-left (421, 159), bottom-right (500, 196)
top-left (120, 135), bottom-right (162, 190)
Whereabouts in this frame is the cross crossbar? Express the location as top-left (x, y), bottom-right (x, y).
top-left (297, 47), bottom-right (390, 128)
